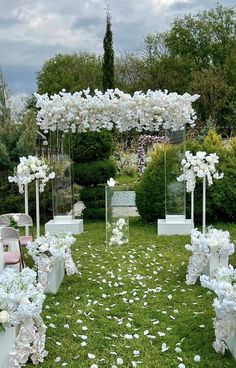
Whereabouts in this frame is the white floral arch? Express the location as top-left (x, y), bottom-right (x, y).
top-left (35, 88), bottom-right (200, 133)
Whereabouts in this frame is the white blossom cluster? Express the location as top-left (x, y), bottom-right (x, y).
top-left (0, 267), bottom-right (47, 366)
top-left (185, 228), bottom-right (234, 285)
top-left (107, 218), bottom-right (128, 246)
top-left (27, 232), bottom-right (78, 291)
top-left (34, 89), bottom-right (200, 133)
top-left (8, 155), bottom-right (55, 193)
top-left (200, 266), bottom-right (236, 354)
top-left (177, 151), bottom-right (224, 192)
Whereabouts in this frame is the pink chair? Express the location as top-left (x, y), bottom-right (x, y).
top-left (0, 227), bottom-right (23, 271)
top-left (0, 213), bottom-right (34, 246)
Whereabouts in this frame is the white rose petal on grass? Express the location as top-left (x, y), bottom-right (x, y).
top-left (194, 355), bottom-right (201, 362)
top-left (117, 357), bottom-right (124, 365)
top-left (55, 356), bottom-right (61, 362)
top-left (91, 365), bottom-right (98, 368)
top-left (133, 350), bottom-right (140, 356)
top-left (88, 353), bottom-right (96, 359)
top-left (161, 343), bottom-right (169, 352)
top-left (175, 347), bottom-right (182, 353)
top-left (81, 342), bottom-right (87, 347)
top-left (178, 364), bottom-right (185, 368)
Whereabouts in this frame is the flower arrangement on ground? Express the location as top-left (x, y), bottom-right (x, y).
top-left (177, 151), bottom-right (224, 192)
top-left (107, 218), bottom-right (129, 246)
top-left (27, 232), bottom-right (78, 292)
top-left (8, 155), bottom-right (55, 193)
top-left (0, 267), bottom-right (47, 366)
top-left (185, 227), bottom-right (234, 285)
top-left (200, 266), bottom-right (236, 355)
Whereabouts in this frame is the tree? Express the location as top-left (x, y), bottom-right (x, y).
top-left (166, 4), bottom-right (236, 71)
top-left (102, 10), bottom-right (115, 91)
top-left (37, 53), bottom-right (102, 95)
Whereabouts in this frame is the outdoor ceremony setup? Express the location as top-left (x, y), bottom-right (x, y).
top-left (0, 82), bottom-right (235, 368)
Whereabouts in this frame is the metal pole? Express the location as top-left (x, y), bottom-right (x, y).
top-left (36, 179), bottom-right (40, 238)
top-left (203, 176), bottom-right (206, 234)
top-left (191, 190), bottom-right (194, 228)
top-left (24, 184), bottom-right (29, 236)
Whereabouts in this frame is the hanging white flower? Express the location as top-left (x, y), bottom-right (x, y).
top-left (107, 177), bottom-right (116, 187)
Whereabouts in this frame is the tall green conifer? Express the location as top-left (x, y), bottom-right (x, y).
top-left (102, 11), bottom-right (115, 91)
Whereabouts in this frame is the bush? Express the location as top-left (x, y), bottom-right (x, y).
top-left (136, 132), bottom-right (236, 224)
top-left (72, 130), bottom-right (113, 163)
top-left (74, 160), bottom-right (116, 186)
top-left (80, 186), bottom-right (105, 202)
top-left (82, 208), bottom-right (105, 220)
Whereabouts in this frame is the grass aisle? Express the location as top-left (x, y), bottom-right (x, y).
top-left (28, 220), bottom-right (236, 368)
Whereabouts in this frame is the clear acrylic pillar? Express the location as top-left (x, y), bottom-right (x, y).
top-left (106, 186), bottom-right (132, 246)
top-left (158, 128), bottom-right (193, 235)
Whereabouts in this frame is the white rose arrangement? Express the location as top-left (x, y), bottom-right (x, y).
top-left (27, 232), bottom-right (78, 292)
top-left (8, 155), bottom-right (55, 193)
top-left (177, 151), bottom-right (224, 192)
top-left (0, 267), bottom-right (47, 366)
top-left (200, 266), bottom-right (236, 355)
top-left (185, 227), bottom-right (234, 285)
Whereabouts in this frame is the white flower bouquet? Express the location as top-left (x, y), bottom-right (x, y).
top-left (0, 267), bottom-right (47, 366)
top-left (107, 218), bottom-right (129, 246)
top-left (27, 232), bottom-right (78, 292)
top-left (8, 155), bottom-right (55, 193)
top-left (185, 227), bottom-right (234, 285)
top-left (177, 151), bottom-right (224, 192)
top-left (200, 266), bottom-right (236, 355)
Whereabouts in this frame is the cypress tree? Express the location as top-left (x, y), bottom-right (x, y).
top-left (102, 11), bottom-right (115, 91)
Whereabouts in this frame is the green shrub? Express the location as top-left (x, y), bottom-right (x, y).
top-left (83, 208), bottom-right (105, 220)
top-left (136, 134), bottom-right (236, 224)
top-left (80, 187), bottom-right (105, 202)
top-left (72, 130), bottom-right (113, 163)
top-left (74, 160), bottom-right (116, 186)
top-left (136, 145), bottom-right (179, 222)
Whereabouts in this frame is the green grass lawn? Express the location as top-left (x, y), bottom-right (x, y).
top-left (26, 219), bottom-right (236, 368)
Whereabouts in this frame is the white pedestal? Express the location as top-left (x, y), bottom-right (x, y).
top-left (0, 326), bottom-right (18, 368)
top-left (47, 258), bottom-right (65, 294)
top-left (226, 319), bottom-right (236, 360)
top-left (45, 215), bottom-right (83, 235)
top-left (157, 215), bottom-right (193, 235)
top-left (202, 253), bottom-right (229, 279)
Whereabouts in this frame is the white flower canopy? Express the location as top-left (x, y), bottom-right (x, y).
top-left (35, 88), bottom-right (200, 133)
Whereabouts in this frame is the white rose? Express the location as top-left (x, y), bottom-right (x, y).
top-left (30, 163), bottom-right (37, 172)
top-left (0, 310), bottom-right (10, 324)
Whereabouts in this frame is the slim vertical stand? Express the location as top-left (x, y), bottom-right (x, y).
top-left (202, 176), bottom-right (206, 234)
top-left (24, 184), bottom-right (29, 236)
top-left (36, 180), bottom-right (40, 238)
top-left (191, 190), bottom-right (194, 228)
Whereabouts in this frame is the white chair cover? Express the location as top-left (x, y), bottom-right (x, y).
top-left (0, 227), bottom-right (20, 252)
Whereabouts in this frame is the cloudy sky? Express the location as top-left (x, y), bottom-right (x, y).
top-left (0, 0), bottom-right (234, 97)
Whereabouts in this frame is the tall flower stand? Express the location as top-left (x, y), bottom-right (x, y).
top-left (157, 129), bottom-right (193, 235)
top-left (0, 326), bottom-right (19, 368)
top-left (106, 186), bottom-right (133, 246)
top-left (45, 154), bottom-right (83, 235)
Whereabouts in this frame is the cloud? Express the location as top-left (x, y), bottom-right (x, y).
top-left (0, 0), bottom-right (234, 95)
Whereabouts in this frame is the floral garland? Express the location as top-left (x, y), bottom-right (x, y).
top-left (27, 232), bottom-right (78, 292)
top-left (185, 228), bottom-right (234, 285)
top-left (0, 267), bottom-right (47, 366)
top-left (137, 135), bottom-right (168, 175)
top-left (177, 151), bottom-right (224, 192)
top-left (200, 266), bottom-right (236, 354)
top-left (8, 155), bottom-right (55, 194)
top-left (107, 218), bottom-right (128, 246)
top-left (35, 89), bottom-right (200, 133)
